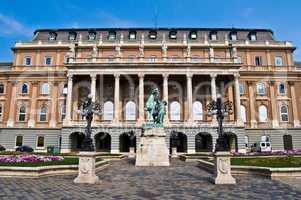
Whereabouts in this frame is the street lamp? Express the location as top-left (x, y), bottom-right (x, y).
top-left (207, 95), bottom-right (233, 151)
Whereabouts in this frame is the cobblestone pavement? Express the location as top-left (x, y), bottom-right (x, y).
top-left (0, 159), bottom-right (301, 200)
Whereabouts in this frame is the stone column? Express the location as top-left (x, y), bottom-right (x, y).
top-left (186, 73), bottom-right (193, 122)
top-left (64, 74), bottom-right (73, 125)
top-left (27, 81), bottom-right (38, 128)
top-left (234, 74), bottom-right (243, 126)
top-left (90, 74), bottom-right (97, 102)
top-left (7, 81), bottom-right (18, 127)
top-left (289, 81), bottom-right (300, 127)
top-left (209, 47), bottom-right (214, 62)
top-left (113, 74), bottom-right (120, 123)
top-left (49, 82), bottom-right (59, 128)
top-left (269, 81), bottom-right (279, 128)
top-left (163, 73), bottom-right (169, 124)
top-left (228, 85), bottom-right (235, 121)
top-left (138, 73), bottom-right (145, 124)
top-left (210, 74), bottom-right (217, 124)
top-left (247, 81), bottom-right (257, 128)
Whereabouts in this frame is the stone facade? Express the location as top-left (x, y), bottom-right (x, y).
top-left (0, 27), bottom-right (300, 153)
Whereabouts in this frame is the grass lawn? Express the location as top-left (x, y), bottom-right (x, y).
top-left (0, 157), bottom-right (79, 167)
top-left (231, 156), bottom-right (301, 168)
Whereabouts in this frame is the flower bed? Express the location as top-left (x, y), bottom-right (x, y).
top-left (0, 154), bottom-right (63, 163)
top-left (233, 149), bottom-right (301, 157)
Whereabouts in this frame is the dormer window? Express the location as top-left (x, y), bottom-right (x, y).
top-left (68, 32), bottom-right (77, 41)
top-left (169, 31), bottom-right (177, 39)
top-left (189, 31), bottom-right (197, 39)
top-left (88, 31), bottom-right (96, 40)
top-left (229, 31), bottom-right (237, 41)
top-left (149, 31), bottom-right (157, 39)
top-left (108, 31), bottom-right (116, 40)
top-left (129, 31), bottom-right (136, 40)
top-left (48, 32), bottom-right (57, 41)
top-left (209, 31), bottom-right (218, 41)
top-left (249, 32), bottom-right (257, 41)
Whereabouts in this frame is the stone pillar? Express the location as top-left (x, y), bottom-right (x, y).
top-left (247, 81), bottom-right (257, 128)
top-left (269, 81), bottom-right (279, 128)
top-left (28, 81), bottom-right (38, 128)
top-left (49, 82), bottom-right (59, 128)
top-left (111, 133), bottom-right (120, 153)
top-left (209, 47), bottom-right (214, 62)
top-left (289, 81), bottom-right (300, 127)
top-left (187, 133), bottom-right (196, 154)
top-left (74, 152), bottom-right (99, 184)
top-left (64, 74), bottom-right (73, 125)
top-left (228, 85), bottom-right (235, 121)
top-left (210, 74), bottom-right (217, 124)
top-left (90, 74), bottom-right (97, 102)
top-left (113, 74), bottom-right (120, 123)
top-left (187, 73), bottom-right (193, 122)
top-left (163, 73), bottom-right (169, 124)
top-left (36, 50), bottom-right (41, 66)
top-left (138, 73), bottom-right (145, 124)
top-left (213, 152), bottom-right (236, 185)
top-left (234, 74), bottom-right (243, 126)
top-left (7, 81), bottom-right (18, 127)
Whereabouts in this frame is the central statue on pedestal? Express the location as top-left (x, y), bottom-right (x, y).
top-left (136, 87), bottom-right (170, 167)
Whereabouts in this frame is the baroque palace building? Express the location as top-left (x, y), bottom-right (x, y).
top-left (0, 27), bottom-right (300, 154)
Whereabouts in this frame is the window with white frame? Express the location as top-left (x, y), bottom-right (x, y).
top-left (129, 31), bottom-right (136, 40)
top-left (244, 135), bottom-right (249, 147)
top-left (255, 56), bottom-right (262, 66)
top-left (149, 31), bottom-right (157, 39)
top-left (48, 32), bottom-right (57, 41)
top-left (193, 101), bottom-right (203, 120)
top-left (41, 83), bottom-right (49, 95)
top-left (108, 31), bottom-right (116, 40)
top-left (236, 56), bottom-right (242, 64)
top-left (239, 82), bottom-right (244, 95)
top-left (275, 56), bottom-right (283, 66)
top-left (68, 32), bottom-right (77, 41)
top-left (64, 55), bottom-right (70, 64)
top-left (209, 32), bottom-right (217, 41)
top-left (103, 101), bottom-right (114, 120)
top-left (280, 104), bottom-right (289, 122)
top-left (149, 55), bottom-right (157, 62)
top-left (21, 83), bottom-right (29, 94)
top-left (36, 136), bottom-right (45, 148)
top-left (44, 56), bottom-right (52, 65)
top-left (24, 56), bottom-right (32, 66)
top-left (249, 32), bottom-right (257, 41)
top-left (189, 31), bottom-right (197, 39)
top-left (278, 83), bottom-right (286, 94)
top-left (0, 83), bottom-right (4, 94)
top-left (18, 105), bottom-right (26, 122)
top-left (39, 105), bottom-right (48, 122)
top-left (240, 105), bottom-right (247, 123)
top-left (88, 31), bottom-right (96, 40)
top-left (256, 82), bottom-right (265, 95)
top-left (259, 105), bottom-right (268, 122)
top-left (15, 135), bottom-right (23, 147)
top-left (60, 104), bottom-right (66, 121)
top-left (125, 101), bottom-right (136, 121)
top-left (170, 101), bottom-right (181, 121)
top-left (230, 32), bottom-right (237, 41)
top-left (169, 31), bottom-right (177, 39)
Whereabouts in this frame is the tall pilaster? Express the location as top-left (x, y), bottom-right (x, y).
top-left (90, 74), bottom-right (97, 102)
top-left (49, 82), bottom-right (59, 127)
top-left (269, 81), bottom-right (279, 128)
top-left (138, 73), bottom-right (145, 124)
top-left (7, 81), bottom-right (18, 127)
top-left (64, 74), bottom-right (73, 126)
top-left (247, 81), bottom-right (257, 128)
top-left (113, 74), bottom-right (120, 123)
top-left (186, 73), bottom-right (193, 122)
top-left (27, 81), bottom-right (38, 128)
top-left (228, 85), bottom-right (235, 121)
top-left (234, 74), bottom-right (243, 126)
top-left (289, 81), bottom-right (300, 127)
top-left (163, 73), bottom-right (169, 124)
top-left (210, 74), bottom-right (217, 124)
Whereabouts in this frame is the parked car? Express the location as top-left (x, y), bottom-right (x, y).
top-left (16, 145), bottom-right (33, 153)
top-left (0, 145), bottom-right (5, 151)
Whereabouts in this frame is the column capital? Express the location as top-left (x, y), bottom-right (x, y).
top-left (269, 80), bottom-right (276, 85)
top-left (90, 73), bottom-right (97, 79)
top-left (163, 73), bottom-right (169, 79)
top-left (52, 81), bottom-right (60, 86)
top-left (234, 73), bottom-right (240, 79)
top-left (67, 74), bottom-right (73, 81)
top-left (10, 80), bottom-right (18, 86)
top-left (186, 73), bottom-right (193, 79)
top-left (288, 81), bottom-right (295, 86)
top-left (114, 73), bottom-right (120, 78)
top-left (247, 81), bottom-right (254, 86)
top-left (31, 81), bottom-right (39, 86)
top-left (138, 73), bottom-right (145, 78)
top-left (210, 73), bottom-right (217, 79)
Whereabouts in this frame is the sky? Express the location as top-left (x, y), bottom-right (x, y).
top-left (0, 0), bottom-right (301, 62)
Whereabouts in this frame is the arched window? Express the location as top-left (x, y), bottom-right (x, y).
top-left (18, 105), bottom-right (26, 121)
top-left (103, 101), bottom-right (114, 121)
top-left (259, 105), bottom-right (268, 122)
top-left (278, 83), bottom-right (286, 94)
top-left (41, 83), bottom-right (49, 95)
top-left (39, 105), bottom-right (48, 122)
top-left (0, 83), bottom-right (4, 94)
top-left (280, 104), bottom-right (289, 122)
top-left (256, 82), bottom-right (265, 95)
top-left (125, 101), bottom-right (136, 121)
top-left (240, 105), bottom-right (247, 123)
top-left (193, 101), bottom-right (203, 120)
top-left (170, 101), bottom-right (181, 121)
top-left (21, 83), bottom-right (28, 94)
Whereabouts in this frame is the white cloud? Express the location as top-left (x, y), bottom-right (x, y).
top-left (96, 11), bottom-right (138, 27)
top-left (0, 13), bottom-right (32, 36)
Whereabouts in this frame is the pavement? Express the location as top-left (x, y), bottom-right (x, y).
top-left (0, 159), bottom-right (301, 200)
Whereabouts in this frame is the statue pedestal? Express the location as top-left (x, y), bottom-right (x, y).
top-left (171, 147), bottom-right (177, 158)
top-left (212, 151), bottom-right (236, 185)
top-left (129, 147), bottom-right (135, 158)
top-left (136, 128), bottom-right (170, 166)
top-left (74, 152), bottom-right (99, 184)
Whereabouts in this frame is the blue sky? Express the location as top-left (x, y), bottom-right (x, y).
top-left (0, 0), bottom-right (301, 61)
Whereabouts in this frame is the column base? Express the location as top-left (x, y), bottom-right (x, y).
top-left (129, 147), bottom-right (135, 158)
top-left (60, 149), bottom-right (71, 153)
top-left (28, 119), bottom-right (35, 128)
top-left (187, 149), bottom-right (195, 154)
top-left (250, 120), bottom-right (257, 128)
top-left (74, 151), bottom-right (100, 184)
top-left (272, 120), bottom-right (280, 128)
top-left (111, 149), bottom-right (120, 154)
top-left (294, 120), bottom-right (301, 128)
top-left (171, 147), bottom-right (177, 158)
top-left (236, 119), bottom-right (244, 127)
top-left (6, 120), bottom-right (14, 128)
top-left (212, 151), bottom-right (236, 185)
top-left (49, 119), bottom-right (57, 128)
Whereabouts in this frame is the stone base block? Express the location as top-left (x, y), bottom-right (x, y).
top-left (171, 147), bottom-right (177, 158)
top-left (129, 147), bottom-right (135, 158)
top-left (136, 128), bottom-right (169, 166)
top-left (212, 151), bottom-right (236, 185)
top-left (74, 151), bottom-right (99, 184)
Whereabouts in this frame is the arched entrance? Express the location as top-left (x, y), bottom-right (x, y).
top-left (224, 133), bottom-right (238, 152)
top-left (195, 133), bottom-right (212, 152)
top-left (119, 132), bottom-right (136, 152)
top-left (170, 132), bottom-right (187, 153)
top-left (283, 135), bottom-right (293, 151)
top-left (70, 132), bottom-right (85, 151)
top-left (94, 132), bottom-right (111, 152)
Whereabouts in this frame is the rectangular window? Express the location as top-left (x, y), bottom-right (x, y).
top-left (275, 56), bottom-right (283, 66)
top-left (16, 135), bottom-right (23, 147)
top-left (19, 112), bottom-right (26, 122)
top-left (37, 136), bottom-right (45, 148)
top-left (211, 34), bottom-right (217, 41)
top-left (45, 56), bottom-right (52, 65)
top-left (24, 57), bottom-right (32, 66)
top-left (149, 56), bottom-right (157, 62)
top-left (255, 56), bottom-right (262, 66)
